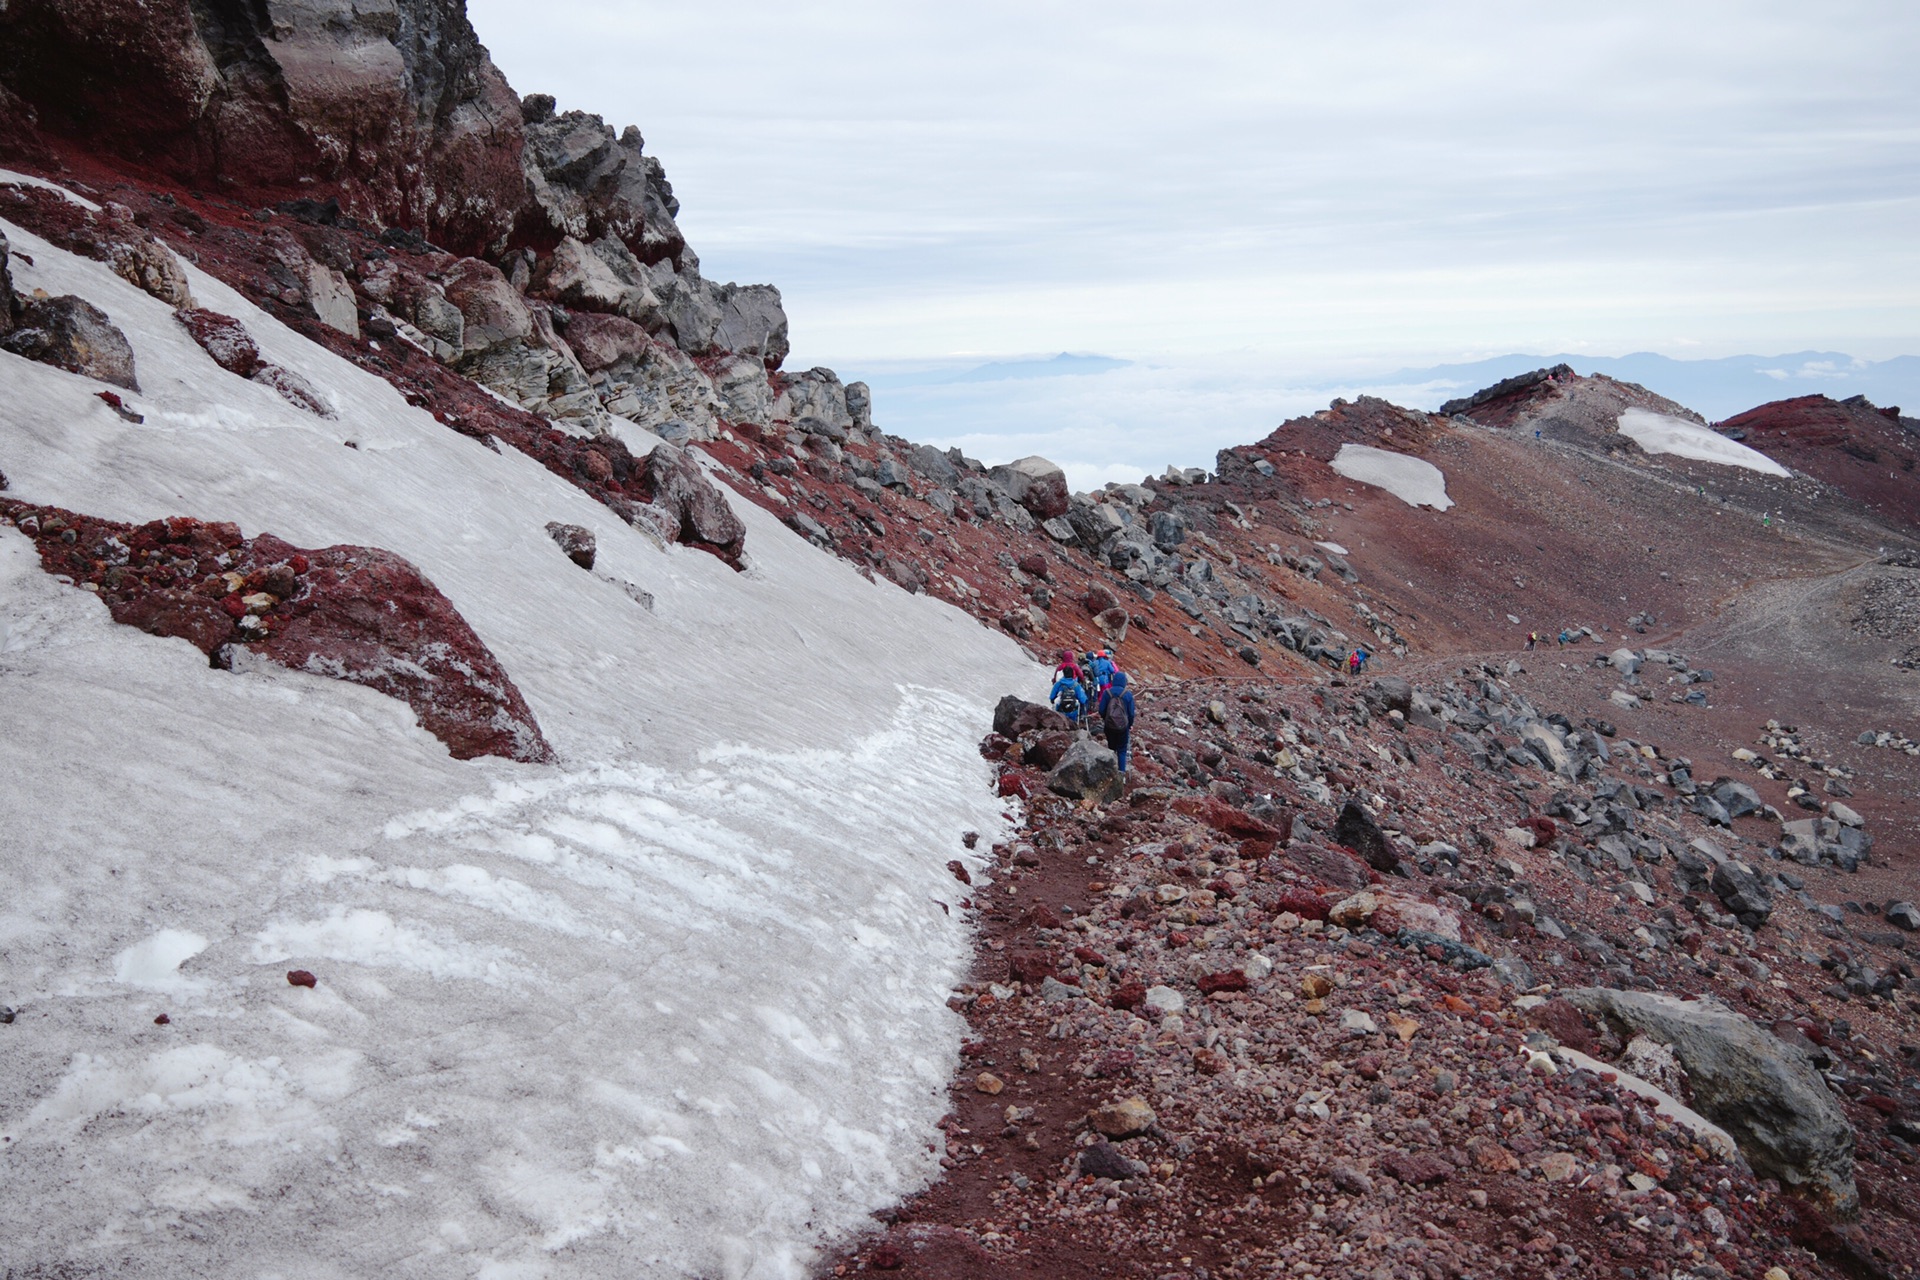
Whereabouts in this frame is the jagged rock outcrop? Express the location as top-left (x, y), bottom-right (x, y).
top-left (0, 0), bottom-right (528, 255)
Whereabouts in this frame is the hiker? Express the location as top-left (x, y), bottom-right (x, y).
top-left (1557, 629), bottom-right (1570, 647)
top-left (1098, 671), bottom-right (1136, 773)
top-left (1354, 647), bottom-right (1371, 673)
top-left (1089, 649), bottom-right (1117, 695)
top-left (1526, 631), bottom-right (1538, 651)
top-left (1347, 649), bottom-right (1362, 676)
top-left (1050, 670), bottom-right (1086, 725)
top-left (1053, 648), bottom-right (1083, 686)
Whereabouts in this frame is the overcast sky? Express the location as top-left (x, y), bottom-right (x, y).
top-left (468, 1), bottom-right (1920, 375)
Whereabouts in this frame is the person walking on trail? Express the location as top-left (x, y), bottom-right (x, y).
top-left (1089, 649), bottom-right (1117, 697)
top-left (1356, 647), bottom-right (1370, 673)
top-left (1526, 631), bottom-right (1538, 651)
top-left (1098, 671), bottom-right (1136, 773)
top-left (1050, 670), bottom-right (1086, 726)
top-left (1054, 648), bottom-right (1083, 686)
top-left (1557, 629), bottom-right (1570, 647)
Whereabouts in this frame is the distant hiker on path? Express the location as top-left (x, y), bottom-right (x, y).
top-left (1526, 631), bottom-right (1538, 651)
top-left (1098, 671), bottom-right (1136, 773)
top-left (1054, 649), bottom-right (1083, 686)
top-left (1557, 629), bottom-right (1570, 647)
top-left (1050, 670), bottom-right (1086, 725)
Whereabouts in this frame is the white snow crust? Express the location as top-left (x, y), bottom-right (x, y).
top-left (1329, 443), bottom-right (1454, 510)
top-left (1615, 408), bottom-right (1791, 477)
top-left (0, 195), bottom-right (1038, 1278)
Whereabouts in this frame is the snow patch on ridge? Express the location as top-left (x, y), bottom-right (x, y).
top-left (0, 194), bottom-right (1037, 1278)
top-left (1616, 408), bottom-right (1791, 477)
top-left (1330, 443), bottom-right (1454, 510)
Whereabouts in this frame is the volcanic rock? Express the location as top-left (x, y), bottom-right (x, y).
top-left (3, 294), bottom-right (138, 390)
top-left (1047, 739), bottom-right (1124, 803)
top-left (1564, 987), bottom-right (1857, 1218)
top-left (1334, 797), bottom-right (1395, 871)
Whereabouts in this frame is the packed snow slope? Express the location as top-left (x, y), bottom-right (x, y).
top-left (0, 204), bottom-right (1037, 1278)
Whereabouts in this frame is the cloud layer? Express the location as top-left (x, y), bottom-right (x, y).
top-left (470, 0), bottom-right (1919, 371)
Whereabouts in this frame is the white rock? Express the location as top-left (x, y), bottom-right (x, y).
top-left (1143, 985), bottom-right (1185, 1015)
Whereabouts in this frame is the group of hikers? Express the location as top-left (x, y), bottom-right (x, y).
top-left (1524, 630), bottom-right (1582, 650)
top-left (1049, 649), bottom-right (1136, 773)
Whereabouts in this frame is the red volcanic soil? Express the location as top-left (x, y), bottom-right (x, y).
top-left (1718, 396), bottom-right (1920, 533)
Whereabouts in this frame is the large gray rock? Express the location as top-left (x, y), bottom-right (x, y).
top-left (536, 235), bottom-right (659, 323)
top-left (1518, 721), bottom-right (1575, 776)
top-left (908, 443), bottom-right (960, 488)
top-left (2, 294), bottom-right (139, 390)
top-left (988, 456), bottom-right (1070, 521)
top-left (992, 696), bottom-right (1067, 739)
top-left (711, 284), bottom-right (789, 370)
top-left (1711, 779), bottom-right (1763, 819)
top-left (1710, 860), bottom-right (1774, 927)
top-left (1563, 988), bottom-right (1856, 1218)
top-left (778, 368), bottom-right (854, 435)
top-left (1047, 739), bottom-right (1124, 803)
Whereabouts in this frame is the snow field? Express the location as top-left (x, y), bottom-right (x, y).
top-left (0, 196), bottom-right (1039, 1277)
top-left (1615, 408), bottom-right (1792, 477)
top-left (1329, 443), bottom-right (1455, 510)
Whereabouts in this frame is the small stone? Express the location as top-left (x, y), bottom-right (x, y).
top-left (153, 1013), bottom-right (170, 1026)
top-left (1143, 985), bottom-right (1185, 1015)
top-left (1627, 1172), bottom-right (1658, 1191)
top-left (1329, 1161), bottom-right (1374, 1195)
top-left (1039, 976), bottom-right (1079, 1003)
top-left (975, 1072), bottom-right (1005, 1095)
top-left (1468, 1137), bottom-right (1519, 1172)
top-left (1088, 1096), bottom-right (1156, 1139)
top-left (1537, 1152), bottom-right (1578, 1181)
top-left (1341, 1009), bottom-right (1378, 1036)
top-left (1887, 901), bottom-right (1920, 931)
top-left (1301, 973), bottom-right (1333, 999)
top-left (1244, 953), bottom-right (1273, 981)
top-left (1381, 1151), bottom-right (1451, 1185)
top-left (1079, 1141), bottom-right (1138, 1180)
top-left (287, 969), bottom-right (317, 988)
top-left (1763, 1269), bottom-right (1791, 1280)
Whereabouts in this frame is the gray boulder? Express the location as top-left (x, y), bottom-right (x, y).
top-left (907, 443), bottom-right (960, 488)
top-left (1047, 739), bottom-right (1124, 803)
top-left (1518, 721), bottom-right (1575, 777)
top-left (1563, 988), bottom-right (1856, 1218)
top-left (992, 696), bottom-right (1067, 739)
top-left (1149, 509), bottom-right (1187, 550)
top-left (1711, 779), bottom-right (1763, 819)
top-left (1363, 677), bottom-right (1414, 716)
top-left (1334, 798), bottom-right (1395, 872)
top-left (844, 381), bottom-right (873, 431)
top-left (1709, 860), bottom-right (1774, 927)
top-left (2, 294), bottom-right (139, 390)
top-left (1887, 901), bottom-right (1920, 931)
top-left (988, 456), bottom-right (1070, 521)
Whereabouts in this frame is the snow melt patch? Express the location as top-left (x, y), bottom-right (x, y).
top-left (1330, 443), bottom-right (1454, 510)
top-left (1616, 409), bottom-right (1791, 477)
top-left (113, 929), bottom-right (210, 991)
top-left (0, 198), bottom-right (1038, 1278)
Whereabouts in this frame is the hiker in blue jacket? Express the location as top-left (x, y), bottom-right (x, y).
top-left (1097, 671), bottom-right (1136, 773)
top-left (1089, 649), bottom-right (1117, 695)
top-left (1050, 671), bottom-right (1087, 725)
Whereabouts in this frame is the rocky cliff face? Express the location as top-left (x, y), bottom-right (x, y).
top-left (0, 0), bottom-right (797, 437)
